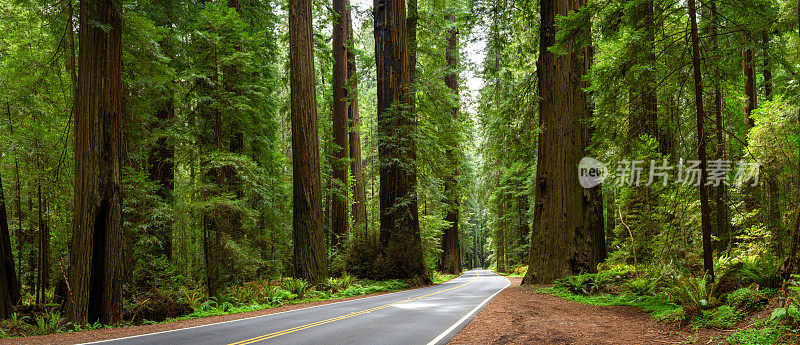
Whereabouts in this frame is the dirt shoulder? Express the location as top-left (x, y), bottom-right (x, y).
top-left (0, 289), bottom-right (411, 345)
top-left (450, 277), bottom-right (729, 345)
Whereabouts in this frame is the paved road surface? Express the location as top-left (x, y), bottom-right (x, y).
top-left (81, 269), bottom-right (509, 345)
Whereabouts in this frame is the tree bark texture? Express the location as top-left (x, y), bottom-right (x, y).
top-left (331, 0), bottom-right (350, 250)
top-left (66, 0), bottom-right (124, 324)
top-left (688, 0), bottom-right (715, 281)
top-left (440, 14), bottom-right (461, 274)
top-left (374, 0), bottom-right (428, 281)
top-left (522, 0), bottom-right (596, 284)
top-left (346, 5), bottom-right (368, 237)
top-left (290, 0), bottom-right (328, 284)
top-left (0, 173), bottom-right (19, 318)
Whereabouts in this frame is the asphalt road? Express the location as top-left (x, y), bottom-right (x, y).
top-left (82, 269), bottom-right (510, 345)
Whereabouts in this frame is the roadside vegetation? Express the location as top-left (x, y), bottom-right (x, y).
top-left (518, 255), bottom-right (800, 344)
top-left (0, 272), bottom-right (456, 338)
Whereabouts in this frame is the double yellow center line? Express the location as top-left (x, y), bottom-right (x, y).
top-left (228, 272), bottom-right (481, 345)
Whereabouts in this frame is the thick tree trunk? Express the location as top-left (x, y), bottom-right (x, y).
top-left (439, 14), bottom-right (461, 274)
top-left (66, 0), bottom-right (124, 324)
top-left (374, 0), bottom-right (428, 282)
top-left (688, 0), bottom-right (714, 281)
top-left (147, 96), bottom-right (175, 260)
top-left (290, 0), bottom-right (328, 284)
top-left (522, 0), bottom-right (595, 284)
top-left (346, 5), bottom-right (368, 237)
top-left (331, 0), bottom-right (350, 250)
top-left (628, 0), bottom-right (659, 147)
top-left (0, 173), bottom-right (19, 318)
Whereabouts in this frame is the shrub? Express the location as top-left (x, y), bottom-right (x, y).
top-left (559, 273), bottom-right (609, 295)
top-left (282, 278), bottom-right (312, 299)
top-left (728, 327), bottom-right (783, 345)
top-left (667, 275), bottom-right (719, 313)
top-left (726, 287), bottom-right (768, 314)
top-left (697, 305), bottom-right (741, 329)
top-left (32, 311), bottom-right (65, 336)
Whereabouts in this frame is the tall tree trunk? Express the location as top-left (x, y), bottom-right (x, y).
top-left (0, 172), bottom-right (20, 318)
top-left (743, 47), bottom-right (756, 129)
top-left (688, 0), bottom-right (714, 281)
top-left (522, 0), bottom-right (595, 284)
top-left (708, 0), bottom-right (731, 253)
top-left (628, 0), bottom-right (659, 147)
top-left (440, 14), bottom-right (461, 274)
top-left (346, 5), bottom-right (368, 237)
top-left (782, 3), bottom-right (800, 276)
top-left (290, 0), bottom-right (328, 284)
top-left (331, 0), bottom-right (350, 250)
top-left (6, 104), bottom-right (24, 288)
top-left (66, 0), bottom-right (124, 324)
top-left (147, 96), bottom-right (175, 260)
top-left (496, 192), bottom-right (506, 273)
top-left (36, 185), bottom-right (50, 304)
top-left (374, 0), bottom-right (428, 282)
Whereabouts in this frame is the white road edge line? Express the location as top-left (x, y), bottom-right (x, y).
top-left (425, 272), bottom-right (511, 345)
top-left (75, 273), bottom-right (475, 345)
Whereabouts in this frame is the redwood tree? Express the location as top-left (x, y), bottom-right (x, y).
top-left (290, 0), bottom-right (328, 284)
top-left (347, 5), bottom-right (368, 236)
top-left (688, 0), bottom-right (715, 281)
top-left (374, 0), bottom-right (428, 281)
top-left (522, 0), bottom-right (595, 284)
top-left (331, 0), bottom-right (350, 249)
top-left (440, 13), bottom-right (461, 274)
top-left (66, 0), bottom-right (124, 324)
top-left (0, 173), bottom-right (19, 318)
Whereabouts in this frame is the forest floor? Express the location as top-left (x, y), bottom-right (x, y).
top-left (449, 277), bottom-right (731, 345)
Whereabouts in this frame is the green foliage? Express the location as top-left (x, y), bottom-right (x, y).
top-left (728, 326), bottom-right (785, 345)
top-left (697, 305), bottom-right (742, 329)
top-left (282, 278), bottom-right (313, 299)
top-left (726, 287), bottom-right (769, 313)
top-left (666, 275), bottom-right (720, 311)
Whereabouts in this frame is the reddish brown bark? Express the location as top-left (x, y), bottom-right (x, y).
top-left (66, 0), bottom-right (124, 324)
top-left (440, 14), bottom-right (461, 274)
top-left (522, 0), bottom-right (596, 284)
top-left (374, 0), bottom-right (428, 281)
top-left (346, 5), bottom-right (368, 236)
top-left (689, 0), bottom-right (714, 281)
top-left (331, 0), bottom-right (350, 250)
top-left (0, 172), bottom-right (19, 318)
top-left (290, 0), bottom-right (328, 284)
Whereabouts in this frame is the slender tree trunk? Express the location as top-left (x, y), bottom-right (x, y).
top-left (65, 0), bottom-right (124, 324)
top-left (522, 0), bottom-right (595, 284)
top-left (346, 5), bottom-right (368, 237)
top-left (496, 192), bottom-right (506, 273)
top-left (331, 0), bottom-right (350, 250)
top-left (0, 172), bottom-right (20, 318)
top-left (688, 0), bottom-right (714, 281)
top-left (440, 14), bottom-right (461, 274)
top-left (6, 104), bottom-right (23, 288)
top-left (374, 0), bottom-right (428, 282)
top-left (36, 186), bottom-right (50, 304)
top-left (708, 0), bottom-right (731, 253)
top-left (290, 0), bottom-right (328, 284)
top-left (743, 47), bottom-right (756, 129)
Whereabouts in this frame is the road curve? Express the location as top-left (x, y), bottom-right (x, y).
top-left (80, 269), bottom-right (509, 345)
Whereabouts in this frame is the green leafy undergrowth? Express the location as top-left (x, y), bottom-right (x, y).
top-left (536, 285), bottom-right (684, 322)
